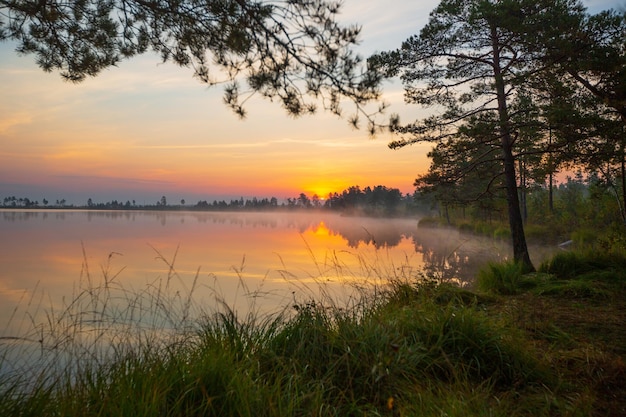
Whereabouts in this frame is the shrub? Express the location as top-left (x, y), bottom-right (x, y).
top-left (493, 227), bottom-right (510, 240)
top-left (476, 261), bottom-right (527, 295)
top-left (539, 250), bottom-right (626, 280)
top-left (418, 216), bottom-right (444, 228)
top-left (523, 223), bottom-right (563, 244)
top-left (571, 228), bottom-right (597, 248)
top-left (458, 221), bottom-right (475, 233)
top-left (372, 287), bottom-right (551, 387)
top-left (539, 251), bottom-right (590, 279)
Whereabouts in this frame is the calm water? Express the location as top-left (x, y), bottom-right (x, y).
top-left (0, 209), bottom-right (556, 380)
top-left (0, 209), bottom-right (548, 323)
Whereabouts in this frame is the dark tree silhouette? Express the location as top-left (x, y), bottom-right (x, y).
top-left (368, 0), bottom-right (589, 271)
top-left (0, 0), bottom-right (381, 123)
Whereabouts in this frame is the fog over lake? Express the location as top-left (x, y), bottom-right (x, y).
top-left (1, 209), bottom-right (554, 319)
top-left (0, 209), bottom-right (558, 379)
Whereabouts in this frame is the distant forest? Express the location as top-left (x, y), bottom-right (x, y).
top-left (0, 185), bottom-right (425, 216)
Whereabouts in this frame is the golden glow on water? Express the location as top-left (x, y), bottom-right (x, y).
top-left (0, 210), bottom-right (540, 344)
top-left (0, 212), bottom-right (389, 323)
top-left (311, 221), bottom-right (331, 237)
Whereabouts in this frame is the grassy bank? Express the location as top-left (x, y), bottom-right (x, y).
top-left (416, 214), bottom-right (626, 247)
top-left (1, 250), bottom-right (625, 416)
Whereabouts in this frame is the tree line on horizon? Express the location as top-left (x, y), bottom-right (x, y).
top-left (0, 185), bottom-right (422, 216)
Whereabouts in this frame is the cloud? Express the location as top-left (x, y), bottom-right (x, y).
top-left (52, 174), bottom-right (175, 187)
top-left (129, 137), bottom-right (373, 150)
top-left (0, 112), bottom-right (33, 133)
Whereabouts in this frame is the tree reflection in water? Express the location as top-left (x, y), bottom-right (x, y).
top-left (1, 210), bottom-right (552, 286)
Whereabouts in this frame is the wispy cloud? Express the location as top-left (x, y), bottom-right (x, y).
top-left (0, 112), bottom-right (33, 133)
top-left (53, 174), bottom-right (175, 187)
top-left (129, 137), bottom-right (372, 150)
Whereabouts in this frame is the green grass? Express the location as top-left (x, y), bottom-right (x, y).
top-left (1, 249), bottom-right (625, 416)
top-left (539, 249), bottom-right (626, 279)
top-left (475, 261), bottom-right (532, 294)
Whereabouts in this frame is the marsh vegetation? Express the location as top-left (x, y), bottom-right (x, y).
top-left (1, 239), bottom-right (624, 416)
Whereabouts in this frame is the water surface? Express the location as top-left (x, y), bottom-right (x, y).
top-left (1, 209), bottom-right (544, 336)
top-left (2, 209), bottom-right (558, 380)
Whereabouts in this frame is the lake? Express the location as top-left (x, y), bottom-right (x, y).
top-left (0, 209), bottom-right (552, 379)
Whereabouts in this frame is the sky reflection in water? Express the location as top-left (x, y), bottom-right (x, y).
top-left (0, 210), bottom-right (529, 339)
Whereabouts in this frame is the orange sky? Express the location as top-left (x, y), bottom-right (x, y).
top-left (0, 0), bottom-right (618, 205)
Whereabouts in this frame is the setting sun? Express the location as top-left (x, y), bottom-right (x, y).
top-left (0, 0), bottom-right (436, 205)
top-left (304, 181), bottom-right (350, 199)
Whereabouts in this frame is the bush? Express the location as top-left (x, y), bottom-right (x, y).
top-left (493, 227), bottom-right (510, 240)
top-left (476, 261), bottom-right (527, 295)
top-left (458, 221), bottom-right (475, 233)
top-left (523, 223), bottom-right (563, 244)
top-left (571, 228), bottom-right (597, 248)
top-left (418, 216), bottom-right (444, 227)
top-left (539, 250), bottom-right (626, 280)
top-left (386, 283), bottom-right (548, 386)
top-left (539, 251), bottom-right (590, 279)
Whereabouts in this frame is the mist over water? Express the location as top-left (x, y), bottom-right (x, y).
top-left (0, 209), bottom-right (553, 317)
top-left (0, 210), bottom-right (554, 380)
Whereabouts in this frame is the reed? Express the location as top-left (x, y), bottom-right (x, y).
top-left (1, 247), bottom-right (623, 416)
top-left (475, 261), bottom-right (527, 294)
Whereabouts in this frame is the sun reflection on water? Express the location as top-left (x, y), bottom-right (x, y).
top-left (1, 209), bottom-right (557, 384)
top-left (1, 208), bottom-right (549, 378)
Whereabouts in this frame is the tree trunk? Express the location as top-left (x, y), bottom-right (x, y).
top-left (502, 142), bottom-right (534, 270)
top-left (621, 131), bottom-right (626, 223)
top-left (548, 127), bottom-right (554, 213)
top-left (549, 171), bottom-right (554, 213)
top-left (519, 159), bottom-right (528, 223)
top-left (621, 155), bottom-right (626, 223)
top-left (490, 24), bottom-right (534, 271)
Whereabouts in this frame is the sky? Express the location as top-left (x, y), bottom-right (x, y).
top-left (0, 0), bottom-right (622, 206)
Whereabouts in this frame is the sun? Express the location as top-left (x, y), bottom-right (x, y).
top-left (308, 186), bottom-right (332, 198)
top-left (304, 181), bottom-right (345, 198)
